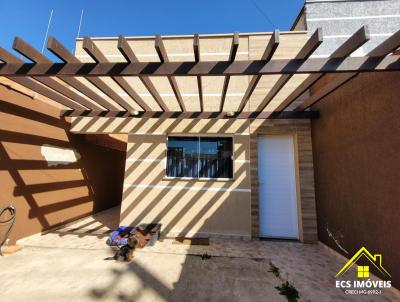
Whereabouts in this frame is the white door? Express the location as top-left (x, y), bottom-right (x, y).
top-left (258, 136), bottom-right (299, 239)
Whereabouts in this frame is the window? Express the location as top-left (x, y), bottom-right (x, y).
top-left (166, 136), bottom-right (233, 179)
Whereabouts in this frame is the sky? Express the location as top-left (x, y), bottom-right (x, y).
top-left (0, 0), bottom-right (304, 58)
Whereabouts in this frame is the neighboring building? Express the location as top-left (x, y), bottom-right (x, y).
top-left (293, 0), bottom-right (400, 56)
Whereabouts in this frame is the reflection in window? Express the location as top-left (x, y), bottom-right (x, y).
top-left (199, 137), bottom-right (233, 178)
top-left (166, 137), bottom-right (199, 178)
top-left (166, 136), bottom-right (233, 179)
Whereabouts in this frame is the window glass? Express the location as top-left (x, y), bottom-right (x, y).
top-left (166, 137), bottom-right (199, 177)
top-left (166, 136), bottom-right (233, 179)
top-left (199, 137), bottom-right (233, 178)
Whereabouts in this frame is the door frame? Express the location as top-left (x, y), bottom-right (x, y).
top-left (249, 119), bottom-right (318, 243)
top-left (257, 134), bottom-right (302, 240)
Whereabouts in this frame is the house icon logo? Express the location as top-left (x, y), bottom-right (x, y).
top-left (336, 247), bottom-right (391, 279)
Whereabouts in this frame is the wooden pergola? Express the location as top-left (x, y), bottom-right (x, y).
top-left (0, 26), bottom-right (399, 119)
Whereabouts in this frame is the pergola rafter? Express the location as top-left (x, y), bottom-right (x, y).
top-left (276, 26), bottom-right (370, 112)
top-left (13, 37), bottom-right (104, 112)
top-left (255, 28), bottom-right (323, 115)
top-left (193, 34), bottom-right (203, 112)
top-left (0, 46), bottom-right (88, 112)
top-left (117, 36), bottom-right (162, 111)
top-left (237, 29), bottom-right (280, 113)
top-left (0, 29), bottom-right (398, 119)
top-left (82, 37), bottom-right (148, 111)
top-left (295, 28), bottom-right (400, 111)
top-left (155, 35), bottom-right (185, 111)
top-left (47, 38), bottom-right (117, 110)
top-left (219, 32), bottom-right (239, 112)
top-left (46, 37), bottom-right (122, 112)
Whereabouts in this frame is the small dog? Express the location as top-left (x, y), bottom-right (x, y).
top-left (113, 236), bottom-right (139, 262)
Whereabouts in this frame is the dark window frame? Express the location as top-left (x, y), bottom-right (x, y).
top-left (165, 135), bottom-right (234, 180)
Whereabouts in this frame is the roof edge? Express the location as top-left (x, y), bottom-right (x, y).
top-left (76, 31), bottom-right (308, 41)
top-left (290, 5), bottom-right (306, 31)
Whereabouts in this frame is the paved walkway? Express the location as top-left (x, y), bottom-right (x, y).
top-left (14, 207), bottom-right (400, 302)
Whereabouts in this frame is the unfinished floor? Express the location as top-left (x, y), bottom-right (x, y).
top-left (3, 207), bottom-right (399, 302)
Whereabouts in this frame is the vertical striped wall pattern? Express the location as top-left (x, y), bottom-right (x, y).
top-left (249, 119), bottom-right (317, 243)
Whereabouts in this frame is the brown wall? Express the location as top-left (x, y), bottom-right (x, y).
top-left (0, 84), bottom-right (126, 243)
top-left (311, 71), bottom-right (400, 288)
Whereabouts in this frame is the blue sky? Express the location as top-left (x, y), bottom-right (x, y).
top-left (0, 0), bottom-right (304, 56)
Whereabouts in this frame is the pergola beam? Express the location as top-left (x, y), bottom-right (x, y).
top-left (193, 34), bottom-right (203, 111)
top-left (255, 28), bottom-right (323, 114)
top-left (82, 37), bottom-right (149, 111)
top-left (9, 77), bottom-right (87, 112)
top-left (220, 32), bottom-right (239, 112)
top-left (61, 109), bottom-right (318, 119)
top-left (237, 29), bottom-right (280, 112)
top-left (276, 25), bottom-right (370, 111)
top-left (1, 55), bottom-right (398, 77)
top-left (117, 36), bottom-right (164, 111)
top-left (155, 35), bottom-right (186, 111)
top-left (296, 28), bottom-right (400, 111)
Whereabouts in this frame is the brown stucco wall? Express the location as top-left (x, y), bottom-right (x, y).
top-left (0, 84), bottom-right (126, 243)
top-left (311, 71), bottom-right (400, 288)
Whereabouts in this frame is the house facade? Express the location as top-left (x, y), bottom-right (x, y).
top-left (71, 31), bottom-right (318, 242)
top-left (1, 0), bottom-right (398, 288)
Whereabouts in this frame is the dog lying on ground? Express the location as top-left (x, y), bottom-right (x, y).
top-left (105, 229), bottom-right (151, 262)
top-left (113, 236), bottom-right (139, 261)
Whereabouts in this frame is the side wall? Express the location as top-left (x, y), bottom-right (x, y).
top-left (0, 84), bottom-right (126, 243)
top-left (311, 71), bottom-right (400, 288)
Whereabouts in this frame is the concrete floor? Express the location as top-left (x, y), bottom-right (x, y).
top-left (3, 207), bottom-right (400, 302)
top-left (1, 246), bottom-right (286, 302)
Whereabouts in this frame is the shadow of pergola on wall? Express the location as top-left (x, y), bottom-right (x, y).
top-left (0, 83), bottom-right (126, 242)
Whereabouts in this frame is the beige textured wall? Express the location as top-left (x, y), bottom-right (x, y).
top-left (108, 118), bottom-right (317, 241)
top-left (120, 128), bottom-right (252, 239)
